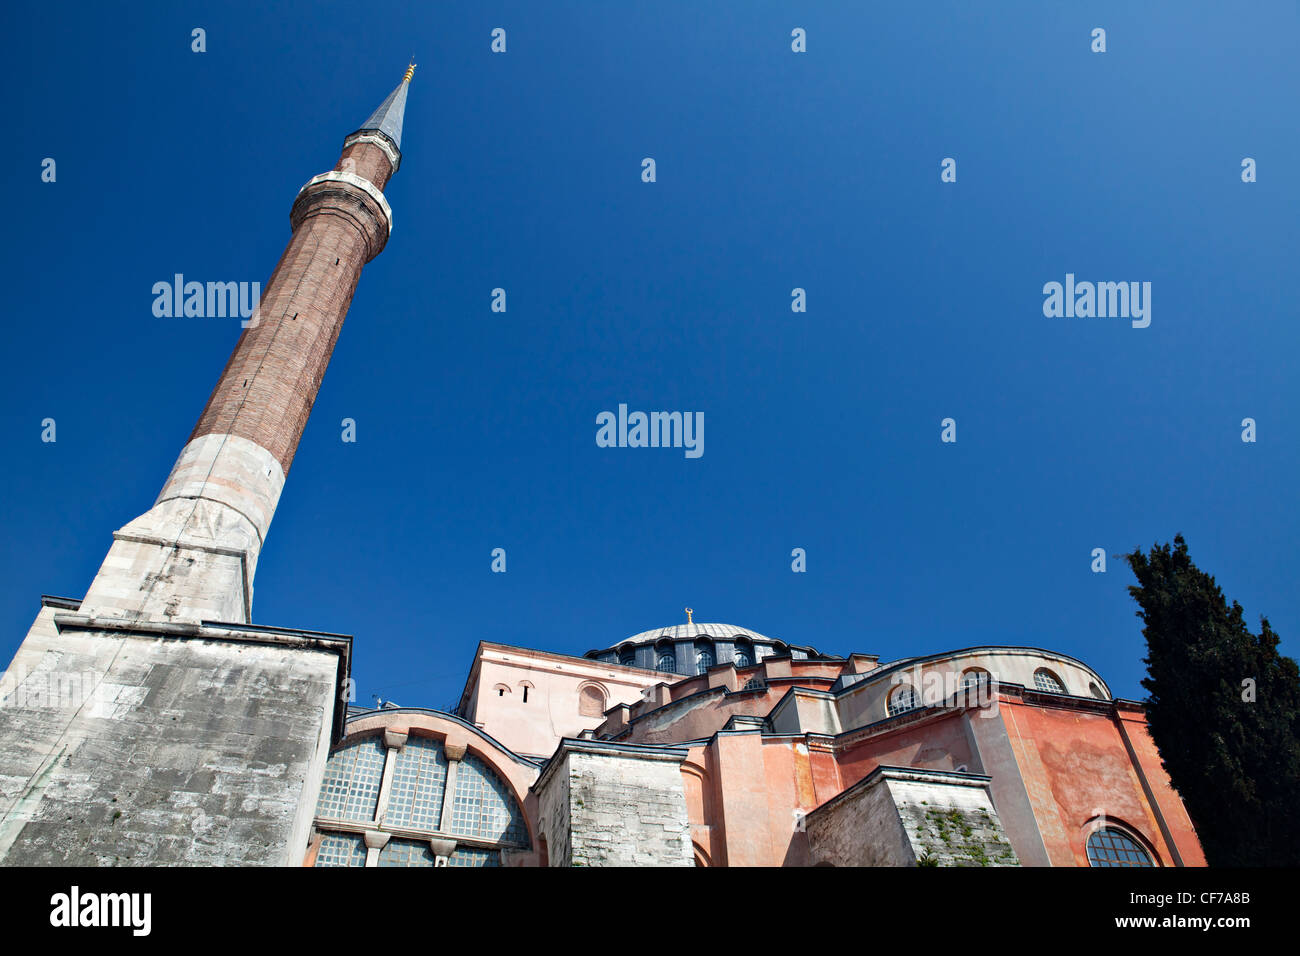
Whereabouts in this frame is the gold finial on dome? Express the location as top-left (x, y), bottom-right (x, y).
top-left (685, 607), bottom-right (694, 625)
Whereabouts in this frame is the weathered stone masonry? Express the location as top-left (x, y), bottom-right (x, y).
top-left (534, 740), bottom-right (694, 867)
top-left (806, 766), bottom-right (1019, 867)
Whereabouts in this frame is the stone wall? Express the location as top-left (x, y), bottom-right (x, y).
top-left (534, 740), bottom-right (693, 866)
top-left (806, 766), bottom-right (1019, 867)
top-left (0, 603), bottom-right (345, 866)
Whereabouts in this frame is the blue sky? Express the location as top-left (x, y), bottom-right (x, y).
top-left (3, 1), bottom-right (1297, 709)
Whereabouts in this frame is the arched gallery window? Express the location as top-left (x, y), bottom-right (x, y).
top-left (887, 685), bottom-right (920, 717)
top-left (1033, 668), bottom-right (1067, 694)
top-left (733, 640), bottom-right (753, 668)
top-left (695, 641), bottom-right (715, 675)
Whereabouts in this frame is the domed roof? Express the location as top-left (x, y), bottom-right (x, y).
top-left (612, 622), bottom-right (777, 648)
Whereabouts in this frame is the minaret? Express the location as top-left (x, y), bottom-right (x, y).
top-left (0, 71), bottom-right (414, 866)
top-left (81, 66), bottom-right (415, 625)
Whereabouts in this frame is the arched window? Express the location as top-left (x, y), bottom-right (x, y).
top-left (579, 684), bottom-right (606, 718)
top-left (958, 668), bottom-right (992, 706)
top-left (1033, 668), bottom-right (1067, 694)
top-left (656, 648), bottom-right (676, 673)
top-left (1089, 682), bottom-right (1106, 699)
top-left (312, 725), bottom-right (530, 868)
top-left (619, 649), bottom-right (636, 668)
top-left (695, 641), bottom-right (715, 675)
top-left (518, 681), bottom-right (533, 703)
top-left (386, 735), bottom-right (448, 830)
top-left (1087, 827), bottom-right (1154, 867)
top-left (450, 754), bottom-right (529, 845)
top-left (887, 685), bottom-right (920, 717)
top-left (316, 734), bottom-right (387, 822)
top-left (733, 640), bottom-right (753, 668)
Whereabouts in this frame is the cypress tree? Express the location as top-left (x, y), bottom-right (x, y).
top-left (1126, 534), bottom-right (1300, 866)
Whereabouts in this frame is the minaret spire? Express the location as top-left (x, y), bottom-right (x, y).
top-left (347, 63), bottom-right (415, 173)
top-left (76, 73), bottom-right (413, 625)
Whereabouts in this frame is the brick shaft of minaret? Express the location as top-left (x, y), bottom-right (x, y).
top-left (189, 141), bottom-right (392, 471)
top-left (78, 137), bottom-right (398, 625)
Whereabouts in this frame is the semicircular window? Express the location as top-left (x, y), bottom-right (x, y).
top-left (385, 735), bottom-right (448, 830)
top-left (887, 685), bottom-right (920, 717)
top-left (315, 734), bottom-right (386, 823)
top-left (1033, 668), bottom-right (1067, 694)
top-left (1086, 827), bottom-right (1154, 867)
top-left (449, 754), bottom-right (528, 846)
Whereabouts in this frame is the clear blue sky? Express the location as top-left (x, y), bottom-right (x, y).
top-left (3, 1), bottom-right (1296, 710)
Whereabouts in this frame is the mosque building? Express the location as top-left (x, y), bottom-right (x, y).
top-left (0, 70), bottom-right (1205, 869)
top-left (309, 615), bottom-right (1205, 867)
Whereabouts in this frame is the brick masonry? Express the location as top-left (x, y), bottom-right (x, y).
top-left (191, 141), bottom-right (394, 476)
top-left (76, 139), bottom-right (399, 628)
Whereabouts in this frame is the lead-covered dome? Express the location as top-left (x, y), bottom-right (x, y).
top-left (584, 622), bottom-right (834, 675)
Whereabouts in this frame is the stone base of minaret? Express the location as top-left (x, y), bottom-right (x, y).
top-left (0, 598), bottom-right (348, 865)
top-left (79, 433), bottom-right (285, 625)
top-left (0, 433), bottom-right (336, 866)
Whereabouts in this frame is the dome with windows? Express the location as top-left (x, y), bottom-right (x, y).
top-left (584, 621), bottom-right (836, 676)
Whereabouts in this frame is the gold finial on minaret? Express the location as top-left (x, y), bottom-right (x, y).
top-left (403, 62), bottom-right (417, 83)
top-left (685, 607), bottom-right (694, 625)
